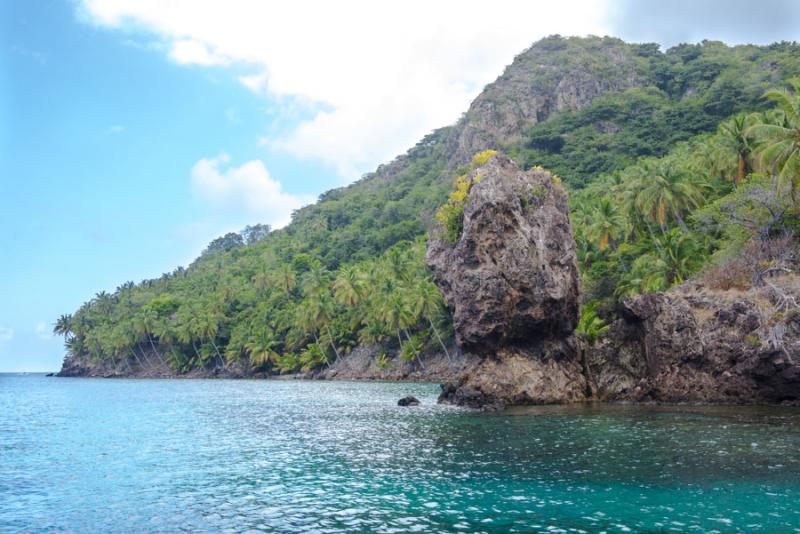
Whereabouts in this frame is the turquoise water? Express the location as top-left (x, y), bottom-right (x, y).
top-left (1, 374), bottom-right (800, 533)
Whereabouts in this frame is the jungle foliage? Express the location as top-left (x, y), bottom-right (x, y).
top-left (57, 39), bottom-right (800, 373)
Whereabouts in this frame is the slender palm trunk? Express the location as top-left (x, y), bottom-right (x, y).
top-left (429, 318), bottom-right (451, 362)
top-left (191, 340), bottom-right (202, 363)
top-left (209, 338), bottom-right (228, 370)
top-left (136, 344), bottom-right (155, 369)
top-left (674, 210), bottom-right (689, 233)
top-left (325, 325), bottom-right (341, 360)
top-left (737, 154), bottom-right (746, 185)
top-left (128, 348), bottom-right (145, 371)
top-left (396, 329), bottom-right (404, 351)
top-left (147, 333), bottom-right (166, 366)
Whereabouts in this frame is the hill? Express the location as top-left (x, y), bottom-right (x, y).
top-left (56, 36), bottom-right (800, 377)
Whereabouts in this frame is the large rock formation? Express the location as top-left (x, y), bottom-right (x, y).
top-left (427, 154), bottom-right (585, 407)
top-left (588, 284), bottom-right (800, 403)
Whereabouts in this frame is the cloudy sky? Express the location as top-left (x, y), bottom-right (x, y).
top-left (2, 0), bottom-right (800, 371)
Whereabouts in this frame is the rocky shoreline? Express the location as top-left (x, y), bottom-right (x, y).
top-left (57, 154), bottom-right (800, 408)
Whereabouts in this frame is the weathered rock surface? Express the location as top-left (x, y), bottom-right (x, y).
top-left (427, 154), bottom-right (579, 352)
top-left (446, 36), bottom-right (645, 166)
top-left (588, 282), bottom-right (800, 404)
top-left (428, 154), bottom-right (584, 406)
top-left (57, 349), bottom-right (251, 379)
top-left (438, 339), bottom-right (587, 408)
top-left (310, 343), bottom-right (479, 382)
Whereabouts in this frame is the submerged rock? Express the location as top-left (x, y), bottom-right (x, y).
top-left (398, 396), bottom-right (420, 406)
top-left (428, 154), bottom-right (584, 407)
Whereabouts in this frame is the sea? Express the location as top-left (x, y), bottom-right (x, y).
top-left (1, 373), bottom-right (799, 533)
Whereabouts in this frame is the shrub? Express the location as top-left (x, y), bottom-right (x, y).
top-left (434, 150), bottom-right (497, 243)
top-left (703, 258), bottom-right (751, 290)
top-left (375, 351), bottom-right (392, 369)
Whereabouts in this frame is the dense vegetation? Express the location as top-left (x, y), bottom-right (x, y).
top-left (573, 81), bottom-right (800, 313)
top-left (509, 40), bottom-right (800, 188)
top-left (55, 38), bottom-right (800, 374)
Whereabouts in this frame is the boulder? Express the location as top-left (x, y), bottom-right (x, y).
top-left (398, 396), bottom-right (421, 407)
top-left (427, 154), bottom-right (579, 353)
top-left (428, 154), bottom-right (585, 407)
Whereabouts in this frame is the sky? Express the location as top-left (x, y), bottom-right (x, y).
top-left (2, 0), bottom-right (800, 372)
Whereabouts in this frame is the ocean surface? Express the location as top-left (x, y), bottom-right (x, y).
top-left (1, 374), bottom-right (799, 533)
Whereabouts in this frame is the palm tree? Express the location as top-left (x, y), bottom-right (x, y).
top-left (317, 296), bottom-right (342, 360)
top-left (359, 321), bottom-right (389, 345)
top-left (116, 323), bottom-right (149, 371)
top-left (633, 159), bottom-right (706, 233)
top-left (296, 297), bottom-right (342, 361)
top-left (747, 78), bottom-right (800, 201)
top-left (333, 265), bottom-right (364, 308)
top-left (301, 263), bottom-right (331, 298)
top-left (382, 246), bottom-right (413, 284)
top-left (574, 301), bottom-right (609, 394)
top-left (299, 343), bottom-right (328, 371)
top-left (408, 281), bottom-right (451, 361)
top-left (588, 197), bottom-right (627, 251)
top-left (245, 325), bottom-right (280, 370)
top-left (380, 292), bottom-right (414, 353)
top-left (53, 314), bottom-right (73, 340)
top-left (614, 254), bottom-right (667, 298)
top-left (710, 113), bottom-right (757, 185)
top-left (252, 271), bottom-right (270, 293)
top-left (575, 301), bottom-right (609, 347)
top-left (134, 309), bottom-right (166, 366)
top-left (173, 310), bottom-right (202, 366)
top-left (273, 264), bottom-right (296, 295)
top-left (653, 229), bottom-right (701, 287)
top-left (195, 309), bottom-right (226, 368)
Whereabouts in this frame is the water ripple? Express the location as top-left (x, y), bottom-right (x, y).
top-left (1, 375), bottom-right (800, 532)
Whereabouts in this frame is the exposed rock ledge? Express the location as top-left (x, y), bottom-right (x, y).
top-left (589, 283), bottom-right (800, 404)
top-left (427, 153), bottom-right (799, 408)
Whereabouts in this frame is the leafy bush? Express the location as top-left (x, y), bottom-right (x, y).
top-left (434, 150), bottom-right (496, 242)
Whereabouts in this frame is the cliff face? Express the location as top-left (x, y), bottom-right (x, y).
top-left (427, 154), bottom-right (579, 351)
top-left (445, 36), bottom-right (645, 166)
top-left (588, 283), bottom-right (800, 404)
top-left (427, 154), bottom-right (586, 407)
top-left (426, 154), bottom-right (799, 408)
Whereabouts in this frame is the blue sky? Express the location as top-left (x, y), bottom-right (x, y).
top-left (3, 0), bottom-right (800, 372)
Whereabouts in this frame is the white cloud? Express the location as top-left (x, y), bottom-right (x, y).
top-left (169, 39), bottom-right (229, 66)
top-left (0, 326), bottom-right (13, 344)
top-left (35, 322), bottom-right (55, 341)
top-left (108, 124), bottom-right (125, 134)
top-left (191, 154), bottom-right (310, 228)
top-left (77, 0), bottom-right (611, 178)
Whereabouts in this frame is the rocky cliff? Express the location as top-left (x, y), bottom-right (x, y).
top-left (427, 154), bottom-right (586, 407)
top-left (588, 282), bottom-right (800, 404)
top-left (426, 154), bottom-right (799, 408)
top-left (445, 36), bottom-right (645, 166)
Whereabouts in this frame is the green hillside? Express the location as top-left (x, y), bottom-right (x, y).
top-left (56, 36), bottom-right (800, 374)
